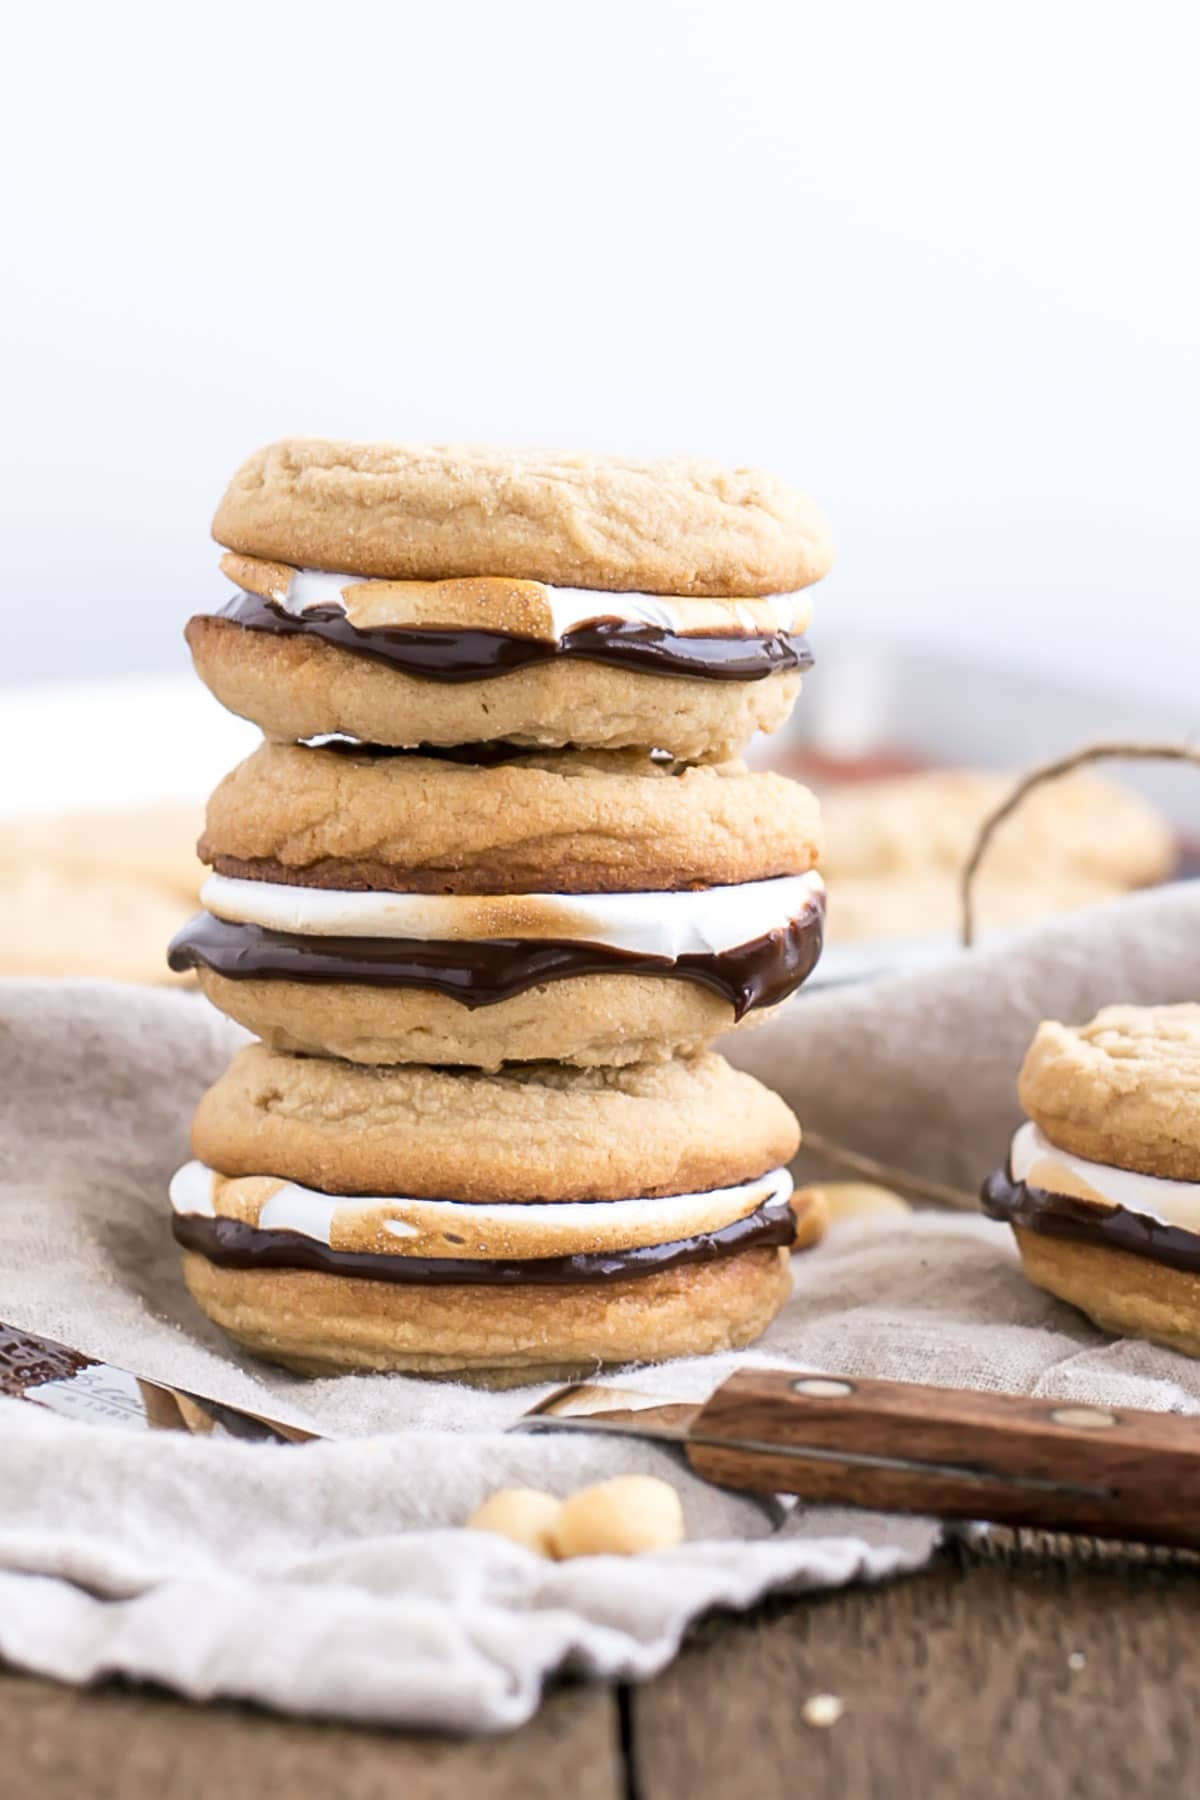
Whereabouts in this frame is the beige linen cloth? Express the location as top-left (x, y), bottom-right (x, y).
top-left (4, 883), bottom-right (1200, 1733)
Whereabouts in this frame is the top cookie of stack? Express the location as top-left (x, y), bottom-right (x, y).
top-left (189, 437), bottom-right (833, 763)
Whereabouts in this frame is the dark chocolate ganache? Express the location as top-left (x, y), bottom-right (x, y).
top-left (173, 1189), bottom-right (798, 1286)
top-left (205, 591), bottom-right (814, 684)
top-left (982, 1168), bottom-right (1200, 1274)
top-left (168, 894), bottom-right (825, 1020)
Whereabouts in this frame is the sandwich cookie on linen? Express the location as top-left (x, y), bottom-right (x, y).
top-left (983, 1004), bottom-right (1200, 1357)
top-left (186, 438), bottom-right (834, 762)
top-left (170, 1044), bottom-right (810, 1383)
top-left (169, 740), bottom-right (825, 1069)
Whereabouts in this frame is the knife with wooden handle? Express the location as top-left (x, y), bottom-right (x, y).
top-left (8, 1318), bottom-right (1200, 1547)
top-left (518, 1368), bottom-right (1200, 1549)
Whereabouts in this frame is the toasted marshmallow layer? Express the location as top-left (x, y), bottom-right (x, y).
top-left (1011, 1120), bottom-right (1200, 1233)
top-left (231, 562), bottom-right (812, 641)
top-left (200, 869), bottom-right (825, 957)
top-left (169, 1160), bottom-right (795, 1259)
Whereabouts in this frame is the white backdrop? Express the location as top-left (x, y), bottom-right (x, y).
top-left (3, 0), bottom-right (1197, 696)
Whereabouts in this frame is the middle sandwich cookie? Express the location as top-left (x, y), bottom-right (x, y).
top-left (170, 739), bottom-right (825, 1068)
top-left (171, 1044), bottom-right (808, 1383)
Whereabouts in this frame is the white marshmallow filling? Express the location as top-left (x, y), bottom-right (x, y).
top-left (170, 1161), bottom-right (796, 1258)
top-left (198, 869), bottom-right (826, 958)
top-left (1010, 1120), bottom-right (1200, 1236)
top-left (261, 567), bottom-right (813, 641)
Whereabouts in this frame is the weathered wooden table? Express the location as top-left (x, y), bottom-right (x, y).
top-left (5, 1530), bottom-right (1197, 1799)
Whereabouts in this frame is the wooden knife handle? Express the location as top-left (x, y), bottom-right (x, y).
top-left (686, 1369), bottom-right (1200, 1547)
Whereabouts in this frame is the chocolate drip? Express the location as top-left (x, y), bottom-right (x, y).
top-left (168, 899), bottom-right (825, 1020)
top-left (173, 1192), bottom-right (797, 1286)
top-left (982, 1168), bottom-right (1200, 1274)
top-left (208, 591), bottom-right (814, 684)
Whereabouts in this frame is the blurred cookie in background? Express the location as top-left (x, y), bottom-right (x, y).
top-left (818, 768), bottom-right (1176, 942)
top-left (0, 804), bottom-right (203, 981)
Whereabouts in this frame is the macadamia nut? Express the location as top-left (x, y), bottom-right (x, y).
top-left (819, 1182), bottom-right (911, 1223)
top-left (550, 1474), bottom-right (685, 1558)
top-left (790, 1185), bottom-right (830, 1248)
top-left (466, 1487), bottom-right (562, 1556)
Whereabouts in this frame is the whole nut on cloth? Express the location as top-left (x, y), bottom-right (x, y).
top-left (806, 1182), bottom-right (913, 1224)
top-left (550, 1475), bottom-right (685, 1558)
top-left (466, 1488), bottom-right (562, 1556)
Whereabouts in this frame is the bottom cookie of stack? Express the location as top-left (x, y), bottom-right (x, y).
top-left (170, 1045), bottom-right (812, 1384)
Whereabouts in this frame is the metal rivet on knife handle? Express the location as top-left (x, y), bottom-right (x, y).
top-left (1048, 1407), bottom-right (1118, 1429)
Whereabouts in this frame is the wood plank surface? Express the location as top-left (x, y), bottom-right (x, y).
top-left (630, 1534), bottom-right (1200, 1800)
top-left (5, 1536), bottom-right (1200, 1799)
top-left (0, 1671), bottom-right (622, 1800)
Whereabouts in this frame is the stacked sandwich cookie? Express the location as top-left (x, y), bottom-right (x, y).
top-left (984, 1004), bottom-right (1200, 1358)
top-left (169, 438), bottom-right (833, 1383)
top-left (174, 741), bottom-right (824, 1068)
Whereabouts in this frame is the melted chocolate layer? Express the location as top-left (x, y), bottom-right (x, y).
top-left (173, 1192), bottom-right (797, 1286)
top-left (209, 591), bottom-right (814, 684)
top-left (168, 898), bottom-right (825, 1020)
top-left (982, 1168), bottom-right (1200, 1275)
top-left (309, 738), bottom-right (568, 766)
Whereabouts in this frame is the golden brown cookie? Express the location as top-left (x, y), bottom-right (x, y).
top-left (820, 769), bottom-right (1174, 888)
top-left (178, 1245), bottom-right (794, 1383)
top-left (0, 803), bottom-right (204, 983)
top-left (0, 867), bottom-right (196, 984)
top-left (198, 741), bottom-right (821, 893)
top-left (191, 1043), bottom-right (800, 1201)
top-left (0, 803), bottom-right (204, 901)
top-left (181, 741), bottom-right (824, 1063)
top-left (819, 768), bottom-right (1174, 943)
top-left (1018, 1005), bottom-right (1200, 1179)
top-left (212, 438), bottom-right (835, 597)
top-left (172, 1058), bottom-right (810, 1381)
top-left (187, 555), bottom-right (813, 762)
top-left (1009, 1227), bottom-right (1200, 1358)
top-left (180, 964), bottom-right (789, 1071)
top-left (176, 739), bottom-right (824, 1065)
top-left (186, 610), bottom-right (804, 764)
top-left (984, 1006), bottom-right (1200, 1358)
top-left (823, 869), bottom-right (1134, 944)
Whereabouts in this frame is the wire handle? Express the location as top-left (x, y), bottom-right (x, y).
top-left (806, 739), bottom-right (1199, 1208)
top-left (959, 739), bottom-right (1200, 947)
